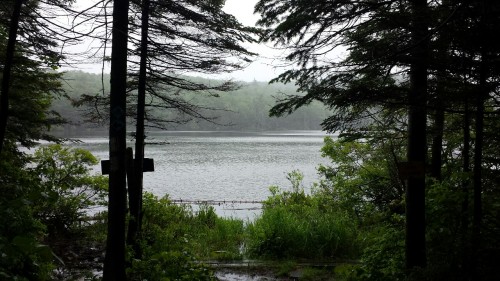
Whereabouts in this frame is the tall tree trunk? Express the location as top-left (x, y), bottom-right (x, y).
top-left (461, 99), bottom-right (471, 280)
top-left (128, 0), bottom-right (150, 259)
top-left (430, 98), bottom-right (444, 181)
top-left (406, 0), bottom-right (428, 273)
top-left (471, 50), bottom-right (486, 280)
top-left (103, 0), bottom-right (130, 279)
top-left (470, 1), bottom-right (490, 276)
top-left (0, 0), bottom-right (23, 156)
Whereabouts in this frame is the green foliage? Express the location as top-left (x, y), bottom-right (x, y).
top-left (0, 239), bottom-right (55, 281)
top-left (355, 224), bottom-right (405, 281)
top-left (129, 250), bottom-right (215, 281)
top-left (0, 145), bottom-right (108, 280)
top-left (300, 267), bottom-right (334, 281)
top-left (0, 149), bottom-right (54, 280)
top-left (30, 144), bottom-right (108, 235)
top-left (333, 263), bottom-right (361, 281)
top-left (0, 25), bottom-right (65, 148)
top-left (246, 170), bottom-right (359, 260)
top-left (314, 135), bottom-right (500, 281)
top-left (313, 137), bottom-right (407, 280)
top-left (128, 193), bottom-right (245, 280)
top-left (254, 1), bottom-right (500, 278)
top-left (192, 204), bottom-right (245, 260)
top-left (0, 14), bottom-right (68, 278)
top-left (315, 137), bottom-right (404, 223)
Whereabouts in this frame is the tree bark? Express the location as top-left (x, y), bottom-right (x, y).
top-left (470, 1), bottom-right (490, 276)
top-left (103, 0), bottom-right (130, 279)
top-left (471, 50), bottom-right (486, 280)
top-left (130, 0), bottom-right (150, 259)
top-left (461, 99), bottom-right (471, 280)
top-left (0, 0), bottom-right (23, 156)
top-left (430, 99), bottom-right (444, 181)
top-left (406, 0), bottom-right (428, 273)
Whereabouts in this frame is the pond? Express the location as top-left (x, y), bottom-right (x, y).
top-left (68, 130), bottom-right (333, 220)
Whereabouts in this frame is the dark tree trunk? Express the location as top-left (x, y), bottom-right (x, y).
top-left (471, 51), bottom-right (486, 279)
top-left (406, 0), bottom-right (428, 273)
top-left (461, 99), bottom-right (471, 280)
top-left (430, 99), bottom-right (444, 181)
top-left (470, 1), bottom-right (491, 275)
top-left (129, 0), bottom-right (150, 259)
top-left (103, 0), bottom-right (130, 279)
top-left (0, 0), bottom-right (23, 156)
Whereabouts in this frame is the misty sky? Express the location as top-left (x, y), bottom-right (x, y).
top-left (63, 0), bottom-right (282, 82)
top-left (219, 0), bottom-right (283, 82)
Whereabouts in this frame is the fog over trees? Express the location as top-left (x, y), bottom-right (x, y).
top-left (55, 71), bottom-right (330, 135)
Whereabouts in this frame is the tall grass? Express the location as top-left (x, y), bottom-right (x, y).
top-left (190, 204), bottom-right (245, 260)
top-left (129, 193), bottom-right (246, 280)
top-left (140, 193), bottom-right (245, 261)
top-left (138, 186), bottom-right (360, 264)
top-left (244, 172), bottom-right (360, 260)
top-left (246, 200), bottom-right (359, 259)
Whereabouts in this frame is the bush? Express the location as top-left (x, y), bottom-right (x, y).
top-left (128, 193), bottom-right (245, 280)
top-left (355, 224), bottom-right (405, 281)
top-left (192, 204), bottom-right (245, 260)
top-left (0, 148), bottom-right (55, 280)
top-left (30, 144), bottom-right (108, 236)
top-left (245, 171), bottom-right (360, 260)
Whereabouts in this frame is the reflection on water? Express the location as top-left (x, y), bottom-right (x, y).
top-left (68, 131), bottom-right (333, 219)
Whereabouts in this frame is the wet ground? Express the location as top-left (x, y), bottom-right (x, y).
top-left (215, 269), bottom-right (286, 281)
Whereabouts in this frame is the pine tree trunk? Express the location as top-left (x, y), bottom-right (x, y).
top-left (406, 0), bottom-right (428, 273)
top-left (129, 0), bottom-right (150, 259)
top-left (470, 1), bottom-right (490, 275)
top-left (103, 0), bottom-right (130, 279)
top-left (0, 0), bottom-right (23, 156)
top-left (461, 100), bottom-right (471, 279)
top-left (430, 99), bottom-right (444, 181)
top-left (471, 51), bottom-right (486, 279)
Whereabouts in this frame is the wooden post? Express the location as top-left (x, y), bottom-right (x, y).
top-left (126, 147), bottom-right (141, 257)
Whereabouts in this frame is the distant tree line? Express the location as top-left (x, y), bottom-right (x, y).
top-left (53, 71), bottom-right (330, 136)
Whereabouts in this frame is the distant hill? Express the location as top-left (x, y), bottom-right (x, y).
top-left (51, 71), bottom-right (331, 137)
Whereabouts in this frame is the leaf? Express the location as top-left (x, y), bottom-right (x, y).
top-left (12, 235), bottom-right (37, 253)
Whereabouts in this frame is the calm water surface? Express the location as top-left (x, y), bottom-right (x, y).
top-left (70, 131), bottom-right (332, 219)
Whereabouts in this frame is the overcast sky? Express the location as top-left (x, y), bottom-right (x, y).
top-left (63, 0), bottom-right (283, 82)
top-left (219, 0), bottom-right (284, 82)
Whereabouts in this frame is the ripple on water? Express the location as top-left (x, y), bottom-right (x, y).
top-left (64, 131), bottom-right (333, 219)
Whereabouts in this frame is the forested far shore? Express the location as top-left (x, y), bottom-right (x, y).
top-left (52, 71), bottom-right (330, 137)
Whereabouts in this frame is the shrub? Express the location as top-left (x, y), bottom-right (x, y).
top-left (0, 148), bottom-right (55, 280)
top-left (30, 144), bottom-right (107, 236)
top-left (245, 171), bottom-right (359, 260)
top-left (192, 204), bottom-right (245, 260)
top-left (129, 193), bottom-right (245, 280)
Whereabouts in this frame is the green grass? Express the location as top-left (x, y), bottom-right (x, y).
top-left (244, 189), bottom-right (360, 260)
top-left (140, 194), bottom-right (244, 261)
top-left (189, 204), bottom-right (245, 260)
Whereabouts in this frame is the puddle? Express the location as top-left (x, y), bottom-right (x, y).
top-left (215, 270), bottom-right (283, 281)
